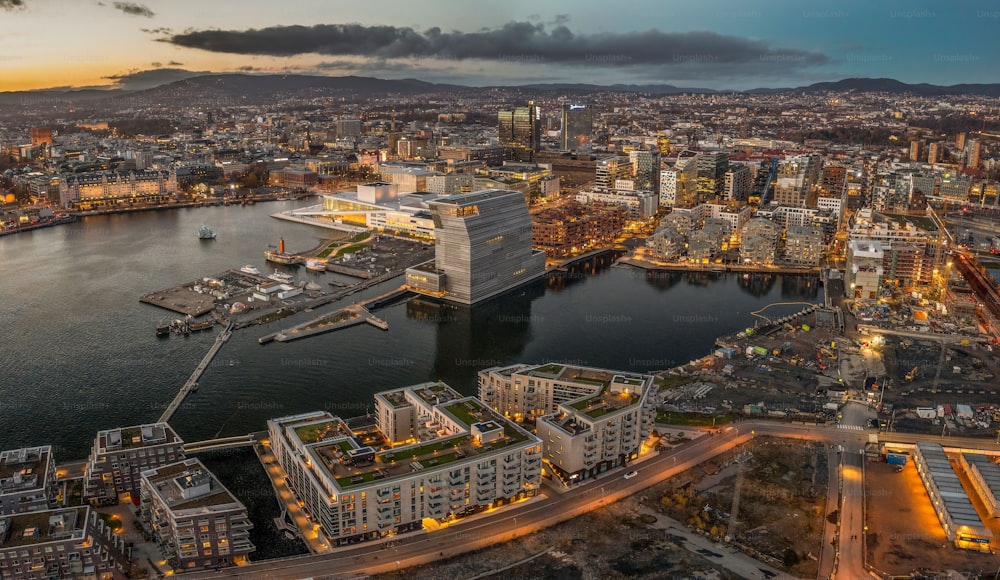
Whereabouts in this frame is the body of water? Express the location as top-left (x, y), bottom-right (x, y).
top-left (0, 202), bottom-right (819, 459)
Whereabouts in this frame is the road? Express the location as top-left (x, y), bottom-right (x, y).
top-left (179, 420), bottom-right (1000, 580)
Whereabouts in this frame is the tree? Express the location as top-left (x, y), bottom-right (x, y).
top-left (13, 184), bottom-right (31, 203)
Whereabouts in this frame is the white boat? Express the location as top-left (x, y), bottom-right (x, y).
top-left (240, 265), bottom-right (262, 275)
top-left (268, 271), bottom-right (295, 284)
top-left (305, 259), bottom-right (327, 273)
top-left (198, 225), bottom-right (216, 239)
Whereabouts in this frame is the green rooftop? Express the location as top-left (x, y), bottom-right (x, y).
top-left (530, 363), bottom-right (565, 375)
top-left (294, 420), bottom-right (342, 444)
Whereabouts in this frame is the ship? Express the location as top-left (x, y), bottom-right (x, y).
top-left (198, 225), bottom-right (217, 240)
top-left (305, 259), bottom-right (327, 273)
top-left (189, 320), bottom-right (215, 331)
top-left (240, 265), bottom-right (262, 275)
top-left (268, 271), bottom-right (295, 284)
top-left (155, 324), bottom-right (171, 337)
top-left (265, 237), bottom-right (301, 265)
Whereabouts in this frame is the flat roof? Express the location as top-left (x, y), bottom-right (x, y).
top-left (963, 453), bottom-right (1000, 502)
top-left (432, 189), bottom-right (520, 206)
top-left (0, 506), bottom-right (88, 548)
top-left (142, 458), bottom-right (243, 513)
top-left (916, 442), bottom-right (991, 533)
top-left (0, 446), bottom-right (51, 492)
top-left (97, 423), bottom-right (179, 452)
top-left (278, 390), bottom-right (538, 493)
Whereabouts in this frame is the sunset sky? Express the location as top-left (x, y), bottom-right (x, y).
top-left (1, 0), bottom-right (998, 92)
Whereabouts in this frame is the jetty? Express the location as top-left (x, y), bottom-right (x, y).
top-left (159, 323), bottom-right (233, 423)
top-left (270, 304), bottom-right (388, 343)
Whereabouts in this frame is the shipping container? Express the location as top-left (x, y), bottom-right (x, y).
top-left (886, 452), bottom-right (909, 466)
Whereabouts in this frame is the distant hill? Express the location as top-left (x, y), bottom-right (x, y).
top-left (750, 77), bottom-right (1000, 97)
top-left (4, 74), bottom-right (1000, 108)
top-left (505, 83), bottom-right (719, 94)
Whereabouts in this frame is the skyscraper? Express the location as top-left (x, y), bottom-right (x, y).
top-left (928, 142), bottom-right (939, 165)
top-left (499, 101), bottom-right (540, 161)
top-left (967, 139), bottom-right (982, 169)
top-left (406, 189), bottom-right (546, 304)
top-left (560, 104), bottom-right (593, 151)
top-left (629, 149), bottom-right (661, 195)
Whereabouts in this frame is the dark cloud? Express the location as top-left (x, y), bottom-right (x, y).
top-left (112, 2), bottom-right (154, 17)
top-left (168, 60), bottom-right (183, 66)
top-left (163, 21), bottom-right (828, 70)
top-left (151, 61), bottom-right (162, 68)
top-left (141, 27), bottom-right (173, 35)
top-left (0, 0), bottom-right (26, 9)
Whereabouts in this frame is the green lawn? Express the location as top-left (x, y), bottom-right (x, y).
top-left (445, 402), bottom-right (479, 426)
top-left (532, 363), bottom-right (564, 375)
top-left (294, 421), bottom-right (339, 444)
top-left (381, 436), bottom-right (465, 462)
top-left (335, 244), bottom-right (366, 258)
top-left (655, 411), bottom-right (735, 427)
top-left (655, 375), bottom-right (696, 390)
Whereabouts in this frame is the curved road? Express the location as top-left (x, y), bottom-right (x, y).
top-left (184, 421), bottom-right (1000, 580)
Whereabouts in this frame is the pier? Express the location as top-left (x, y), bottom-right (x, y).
top-left (271, 305), bottom-right (388, 343)
top-left (159, 323), bottom-right (233, 423)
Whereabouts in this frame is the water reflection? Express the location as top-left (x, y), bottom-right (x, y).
top-left (406, 279), bottom-right (545, 388)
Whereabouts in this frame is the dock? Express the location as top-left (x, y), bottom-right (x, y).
top-left (159, 323), bottom-right (233, 423)
top-left (270, 305), bottom-right (388, 343)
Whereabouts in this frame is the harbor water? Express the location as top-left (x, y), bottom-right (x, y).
top-left (0, 202), bottom-right (819, 459)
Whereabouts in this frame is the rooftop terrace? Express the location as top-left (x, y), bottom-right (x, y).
top-left (0, 447), bottom-right (49, 490)
top-left (301, 396), bottom-right (533, 492)
top-left (0, 507), bottom-right (86, 548)
top-left (144, 459), bottom-right (242, 513)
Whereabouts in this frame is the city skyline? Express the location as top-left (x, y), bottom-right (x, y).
top-left (2, 0), bottom-right (999, 92)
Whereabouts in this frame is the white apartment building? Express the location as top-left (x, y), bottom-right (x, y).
top-left (267, 382), bottom-right (542, 545)
top-left (478, 364), bottom-right (658, 485)
top-left (140, 458), bottom-right (254, 572)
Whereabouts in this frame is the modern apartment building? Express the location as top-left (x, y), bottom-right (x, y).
top-left (405, 189), bottom-right (546, 304)
top-left (772, 154), bottom-right (822, 207)
top-left (783, 225), bottom-right (825, 266)
top-left (724, 165), bottom-right (752, 201)
top-left (267, 383), bottom-right (542, 545)
top-left (0, 446), bottom-right (57, 516)
top-left (84, 423), bottom-right (185, 505)
top-left (139, 458), bottom-right (254, 572)
top-left (0, 506), bottom-right (131, 579)
top-left (846, 240), bottom-right (885, 299)
top-left (531, 201), bottom-right (625, 258)
top-left (576, 188), bottom-right (657, 221)
top-left (478, 364), bottom-right (658, 485)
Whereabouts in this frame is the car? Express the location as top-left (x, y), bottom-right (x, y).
top-left (624, 470), bottom-right (638, 480)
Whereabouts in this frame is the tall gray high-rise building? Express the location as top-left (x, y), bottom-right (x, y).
top-left (499, 102), bottom-right (540, 162)
top-left (696, 151), bottom-right (729, 198)
top-left (561, 104), bottom-right (593, 151)
top-left (629, 149), bottom-right (661, 194)
top-left (406, 189), bottom-right (546, 304)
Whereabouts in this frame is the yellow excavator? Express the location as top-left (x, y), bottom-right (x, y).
top-left (905, 367), bottom-right (920, 381)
